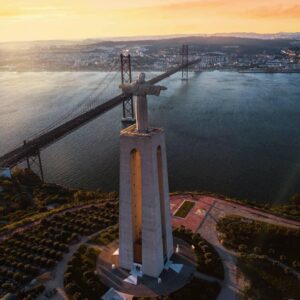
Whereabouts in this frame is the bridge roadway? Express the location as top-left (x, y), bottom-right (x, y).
top-left (0, 59), bottom-right (200, 168)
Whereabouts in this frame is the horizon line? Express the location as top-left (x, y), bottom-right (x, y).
top-left (1, 31), bottom-right (300, 45)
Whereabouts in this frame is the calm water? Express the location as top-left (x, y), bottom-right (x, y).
top-left (1, 71), bottom-right (300, 204)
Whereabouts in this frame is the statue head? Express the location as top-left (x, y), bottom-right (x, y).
top-left (137, 73), bottom-right (146, 83)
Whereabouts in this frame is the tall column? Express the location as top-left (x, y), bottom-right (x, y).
top-left (119, 126), bottom-right (173, 278)
top-left (118, 73), bottom-right (173, 278)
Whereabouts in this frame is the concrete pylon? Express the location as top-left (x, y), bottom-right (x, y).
top-left (118, 73), bottom-right (173, 278)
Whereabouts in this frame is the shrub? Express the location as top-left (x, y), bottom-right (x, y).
top-left (292, 260), bottom-right (299, 268)
top-left (290, 193), bottom-right (300, 205)
top-left (173, 226), bottom-right (224, 280)
top-left (78, 244), bottom-right (88, 254)
top-left (83, 270), bottom-right (94, 279)
top-left (268, 248), bottom-right (275, 255)
top-left (1, 282), bottom-right (15, 293)
top-left (279, 255), bottom-right (286, 261)
top-left (253, 247), bottom-right (261, 254)
top-left (65, 282), bottom-right (77, 295)
top-left (238, 244), bottom-right (248, 252)
top-left (205, 259), bottom-right (213, 265)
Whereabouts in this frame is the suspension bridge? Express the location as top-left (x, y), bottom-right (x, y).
top-left (0, 45), bottom-right (200, 181)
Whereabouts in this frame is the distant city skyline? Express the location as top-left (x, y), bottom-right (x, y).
top-left (0, 0), bottom-right (300, 42)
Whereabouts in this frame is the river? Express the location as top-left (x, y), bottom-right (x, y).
top-left (1, 71), bottom-right (300, 204)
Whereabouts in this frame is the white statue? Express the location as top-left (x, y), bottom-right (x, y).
top-left (119, 73), bottom-right (167, 132)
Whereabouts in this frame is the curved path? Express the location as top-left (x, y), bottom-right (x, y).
top-left (36, 230), bottom-right (104, 300)
top-left (37, 238), bottom-right (86, 300)
top-left (198, 204), bottom-right (242, 300)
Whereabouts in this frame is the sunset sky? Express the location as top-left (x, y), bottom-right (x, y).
top-left (0, 0), bottom-right (300, 42)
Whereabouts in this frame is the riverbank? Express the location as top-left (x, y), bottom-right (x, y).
top-left (171, 191), bottom-right (300, 222)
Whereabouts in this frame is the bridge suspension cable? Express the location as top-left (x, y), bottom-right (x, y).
top-left (25, 57), bottom-right (121, 141)
top-left (0, 45), bottom-right (201, 170)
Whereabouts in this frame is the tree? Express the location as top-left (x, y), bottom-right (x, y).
top-left (253, 247), bottom-right (261, 254)
top-left (279, 255), bottom-right (287, 261)
top-left (238, 244), bottom-right (248, 252)
top-left (64, 272), bottom-right (73, 285)
top-left (65, 282), bottom-right (77, 295)
top-left (290, 193), bottom-right (300, 205)
top-left (292, 260), bottom-right (299, 268)
top-left (73, 292), bottom-right (84, 300)
top-left (13, 272), bottom-right (22, 281)
top-left (1, 282), bottom-right (15, 293)
top-left (268, 248), bottom-right (275, 255)
top-left (13, 167), bottom-right (41, 186)
top-left (205, 258), bottom-right (212, 265)
top-left (83, 270), bottom-right (94, 280)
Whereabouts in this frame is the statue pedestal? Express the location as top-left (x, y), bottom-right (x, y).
top-left (119, 125), bottom-right (173, 278)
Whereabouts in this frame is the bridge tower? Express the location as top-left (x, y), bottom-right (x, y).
top-left (23, 140), bottom-right (45, 183)
top-left (181, 44), bottom-right (189, 81)
top-left (120, 53), bottom-right (135, 124)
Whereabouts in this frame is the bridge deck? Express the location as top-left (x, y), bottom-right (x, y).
top-left (0, 59), bottom-right (200, 168)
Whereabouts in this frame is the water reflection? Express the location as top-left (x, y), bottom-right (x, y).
top-left (1, 71), bottom-right (300, 204)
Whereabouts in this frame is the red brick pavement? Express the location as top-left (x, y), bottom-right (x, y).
top-left (170, 194), bottom-right (216, 232)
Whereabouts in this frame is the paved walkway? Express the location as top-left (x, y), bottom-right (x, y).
top-left (36, 237), bottom-right (87, 300)
top-left (199, 211), bottom-right (241, 300)
top-left (194, 271), bottom-right (222, 284)
top-left (37, 231), bottom-right (104, 300)
top-left (265, 256), bottom-right (300, 278)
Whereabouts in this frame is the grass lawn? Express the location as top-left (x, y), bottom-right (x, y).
top-left (174, 200), bottom-right (195, 218)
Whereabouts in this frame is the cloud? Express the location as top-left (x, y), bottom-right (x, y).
top-left (128, 0), bottom-right (300, 20)
top-left (243, 4), bottom-right (300, 19)
top-left (103, 0), bottom-right (231, 21)
top-left (1, 0), bottom-right (299, 42)
top-left (158, 0), bottom-right (226, 11)
top-left (0, 5), bottom-right (67, 20)
top-left (0, 9), bottom-right (22, 18)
